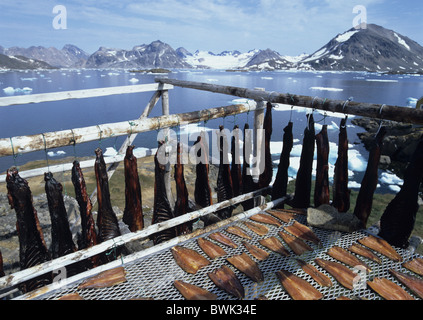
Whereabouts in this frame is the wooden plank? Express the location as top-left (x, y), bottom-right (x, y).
top-left (0, 83), bottom-right (173, 107)
top-left (156, 78), bottom-right (423, 125)
top-left (0, 104), bottom-right (256, 158)
top-left (0, 186), bottom-right (276, 294)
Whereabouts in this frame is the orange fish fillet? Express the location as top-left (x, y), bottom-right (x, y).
top-left (171, 246), bottom-right (210, 274)
top-left (209, 232), bottom-right (238, 249)
top-left (315, 258), bottom-right (358, 291)
top-left (250, 213), bottom-right (282, 227)
top-left (226, 226), bottom-right (252, 240)
top-left (367, 277), bottom-right (415, 300)
top-left (279, 231), bottom-right (313, 256)
top-left (402, 258), bottom-right (423, 277)
top-left (358, 235), bottom-right (403, 262)
top-left (58, 293), bottom-right (84, 300)
top-left (227, 253), bottom-right (264, 283)
top-left (389, 269), bottom-right (423, 299)
top-left (174, 280), bottom-right (217, 300)
top-left (208, 265), bottom-right (245, 299)
top-left (327, 246), bottom-right (372, 273)
top-left (243, 221), bottom-right (269, 236)
top-left (348, 243), bottom-right (382, 265)
top-left (296, 259), bottom-right (332, 287)
top-left (197, 238), bottom-right (227, 259)
top-left (276, 269), bottom-right (323, 300)
top-left (284, 221), bottom-right (321, 245)
top-left (259, 237), bottom-right (290, 256)
top-left (78, 267), bottom-right (127, 290)
top-left (242, 242), bottom-right (270, 261)
top-left (266, 209), bottom-right (296, 223)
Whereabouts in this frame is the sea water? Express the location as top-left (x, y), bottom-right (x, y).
top-left (1, 68), bottom-right (423, 194)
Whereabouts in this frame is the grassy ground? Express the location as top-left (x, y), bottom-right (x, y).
top-left (1, 156), bottom-right (422, 255)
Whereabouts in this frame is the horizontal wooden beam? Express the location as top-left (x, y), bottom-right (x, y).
top-left (156, 78), bottom-right (423, 125)
top-left (0, 186), bottom-right (277, 295)
top-left (0, 103), bottom-right (256, 158)
top-left (0, 83), bottom-right (173, 107)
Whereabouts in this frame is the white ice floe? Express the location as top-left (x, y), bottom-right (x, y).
top-left (380, 172), bottom-right (403, 186)
top-left (261, 77), bottom-right (274, 80)
top-left (366, 79), bottom-right (399, 83)
top-left (348, 149), bottom-right (367, 172)
top-left (389, 185), bottom-right (402, 192)
top-left (3, 86), bottom-right (33, 95)
top-left (47, 151), bottom-right (66, 157)
top-left (103, 147), bottom-right (118, 157)
top-left (348, 181), bottom-right (362, 189)
top-left (129, 78), bottom-right (139, 84)
top-left (310, 87), bottom-right (344, 92)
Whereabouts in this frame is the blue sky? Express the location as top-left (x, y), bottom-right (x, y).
top-left (0, 0), bottom-right (422, 56)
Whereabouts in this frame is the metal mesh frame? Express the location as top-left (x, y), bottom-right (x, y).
top-left (30, 211), bottom-right (422, 301)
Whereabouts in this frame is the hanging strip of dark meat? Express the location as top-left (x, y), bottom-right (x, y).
top-left (258, 102), bottom-right (273, 191)
top-left (94, 148), bottom-right (121, 248)
top-left (231, 125), bottom-right (243, 198)
top-left (379, 135), bottom-right (423, 248)
top-left (353, 127), bottom-right (386, 228)
top-left (123, 145), bottom-right (144, 233)
top-left (332, 118), bottom-right (350, 213)
top-left (216, 126), bottom-right (234, 220)
top-left (314, 125), bottom-right (330, 208)
top-left (6, 167), bottom-right (52, 293)
top-left (0, 250), bottom-right (4, 277)
top-left (272, 122), bottom-right (293, 206)
top-left (151, 142), bottom-right (177, 245)
top-left (174, 142), bottom-right (192, 235)
top-left (71, 160), bottom-right (100, 269)
top-left (194, 134), bottom-right (220, 226)
top-left (242, 123), bottom-right (256, 211)
top-left (292, 114), bottom-right (315, 209)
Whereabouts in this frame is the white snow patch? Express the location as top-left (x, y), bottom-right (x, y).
top-left (394, 33), bottom-right (410, 51)
top-left (335, 30), bottom-right (359, 43)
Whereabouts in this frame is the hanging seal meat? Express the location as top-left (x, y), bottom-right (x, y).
top-left (94, 148), bottom-right (122, 261)
top-left (174, 142), bottom-right (192, 235)
top-left (292, 113), bottom-right (315, 209)
top-left (272, 121), bottom-right (293, 205)
top-left (6, 167), bottom-right (52, 293)
top-left (379, 134), bottom-right (423, 248)
top-left (231, 125), bottom-right (243, 197)
top-left (151, 142), bottom-right (176, 244)
top-left (123, 145), bottom-right (144, 233)
top-left (241, 123), bottom-right (255, 211)
top-left (215, 126), bottom-right (234, 220)
top-left (353, 127), bottom-right (386, 228)
top-left (258, 102), bottom-right (273, 190)
top-left (332, 117), bottom-right (350, 213)
top-left (194, 134), bottom-right (219, 226)
top-left (71, 160), bottom-right (100, 269)
top-left (314, 124), bottom-right (330, 208)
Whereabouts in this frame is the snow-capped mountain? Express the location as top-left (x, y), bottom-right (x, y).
top-left (0, 44), bottom-right (89, 68)
top-left (293, 24), bottom-right (423, 73)
top-left (85, 40), bottom-right (191, 69)
top-left (179, 49), bottom-right (259, 69)
top-left (0, 53), bottom-right (54, 70)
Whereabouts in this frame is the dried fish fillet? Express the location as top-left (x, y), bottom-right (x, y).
top-left (227, 253), bottom-right (264, 283)
top-left (259, 237), bottom-right (290, 257)
top-left (197, 238), bottom-right (227, 260)
top-left (348, 243), bottom-right (382, 265)
top-left (315, 258), bottom-right (358, 291)
top-left (327, 246), bottom-right (372, 273)
top-left (226, 226), bottom-right (252, 240)
top-left (284, 221), bottom-right (321, 245)
top-left (266, 209), bottom-right (296, 223)
top-left (58, 293), bottom-right (84, 300)
top-left (242, 242), bottom-right (270, 261)
top-left (279, 231), bottom-right (313, 256)
top-left (78, 267), bottom-right (127, 290)
top-left (276, 269), bottom-right (323, 300)
top-left (367, 277), bottom-right (415, 300)
top-left (402, 258), bottom-right (423, 276)
top-left (208, 265), bottom-right (245, 299)
top-left (296, 259), bottom-right (332, 287)
top-left (209, 232), bottom-right (238, 249)
top-left (174, 280), bottom-right (217, 300)
top-left (243, 221), bottom-right (269, 236)
top-left (358, 235), bottom-right (403, 262)
top-left (171, 246), bottom-right (210, 274)
top-left (250, 213), bottom-right (282, 227)
top-left (390, 269), bottom-right (423, 299)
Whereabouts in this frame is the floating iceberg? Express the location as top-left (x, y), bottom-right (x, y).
top-left (47, 150), bottom-right (66, 157)
top-left (3, 86), bottom-right (33, 95)
top-left (310, 87), bottom-right (344, 92)
top-left (380, 172), bottom-right (403, 186)
top-left (129, 78), bottom-right (140, 84)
